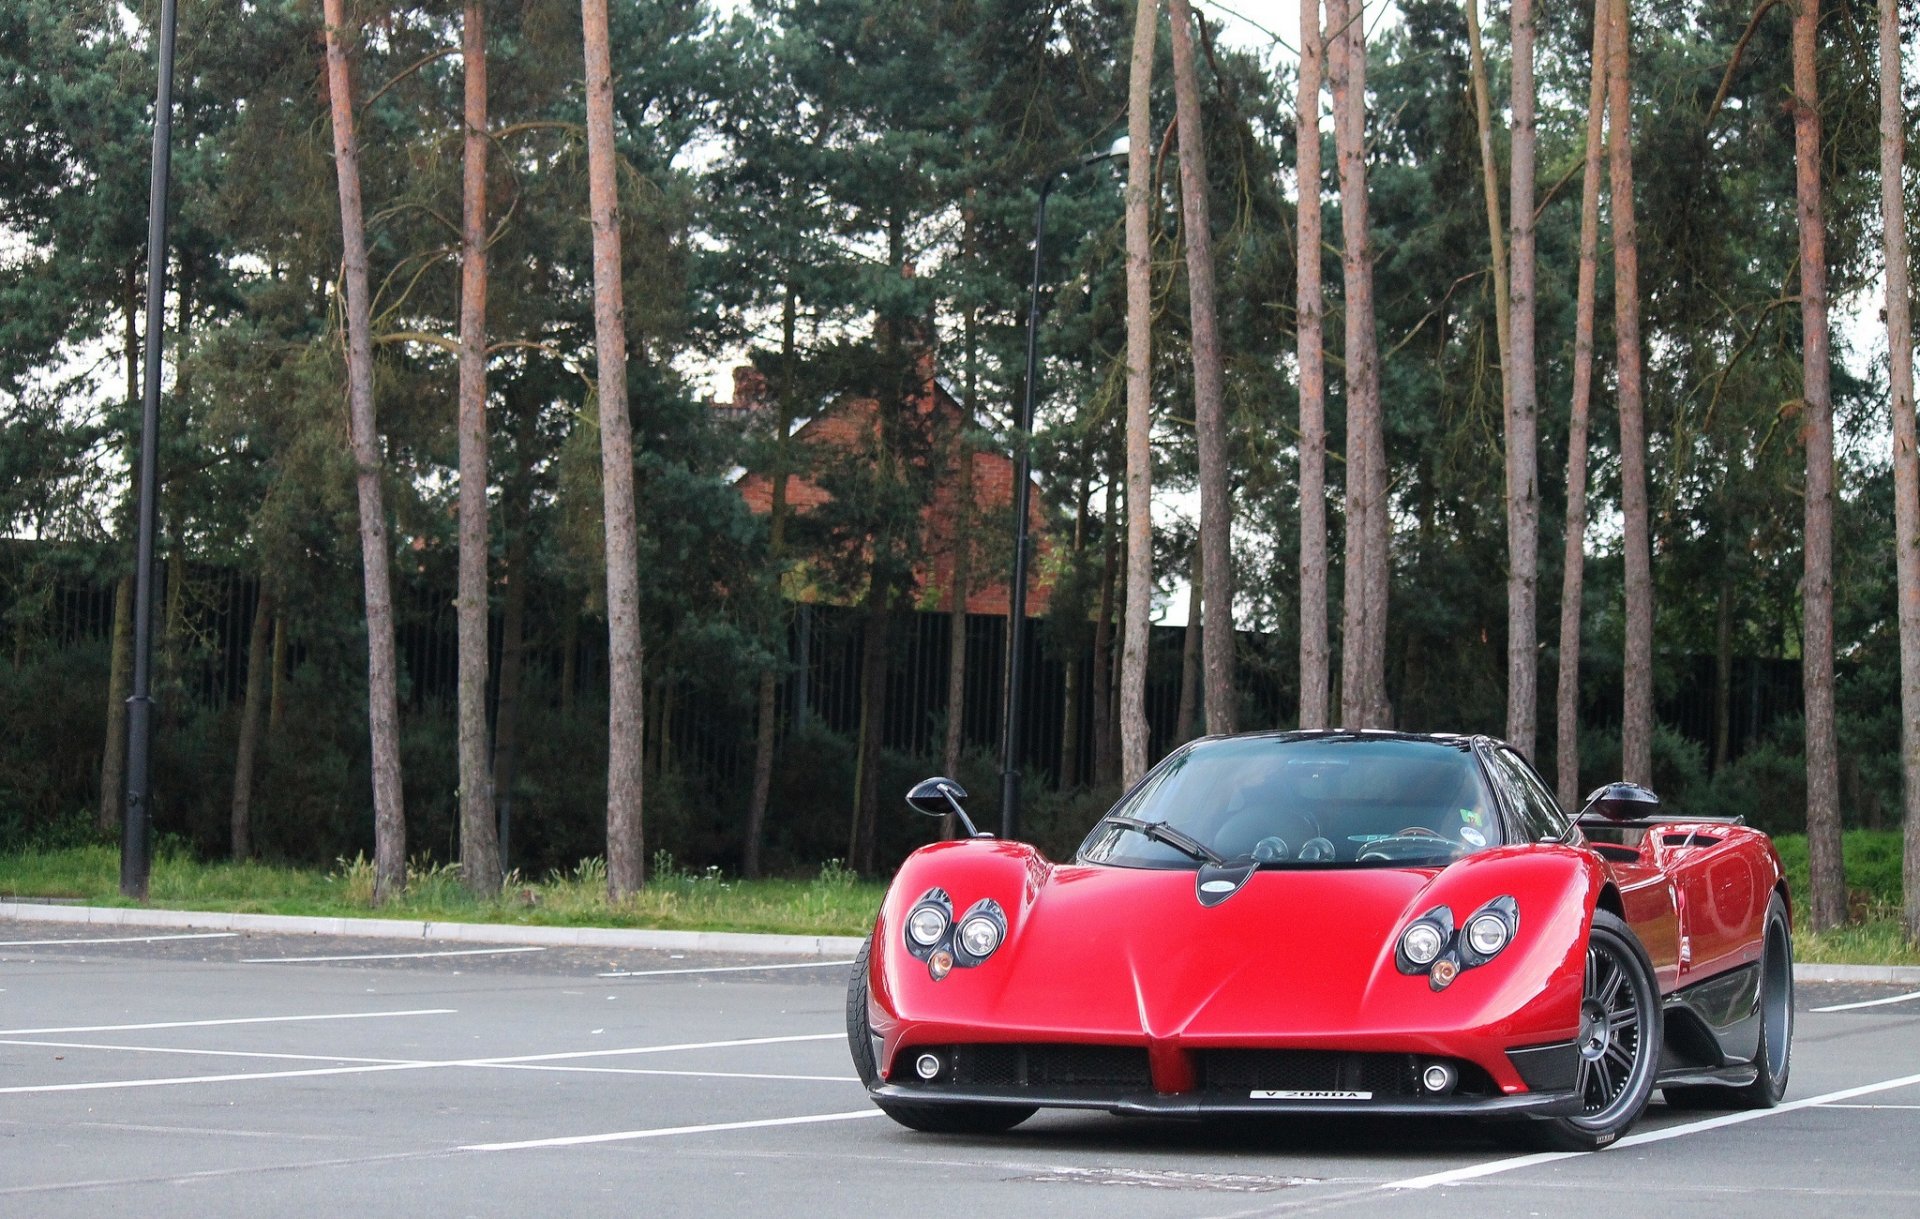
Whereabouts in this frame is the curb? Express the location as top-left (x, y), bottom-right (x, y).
top-left (0, 902), bottom-right (1913, 980)
top-left (1793, 962), bottom-right (1920, 985)
top-left (0, 901), bottom-right (865, 957)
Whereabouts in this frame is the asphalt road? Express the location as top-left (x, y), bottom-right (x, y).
top-left (1, 921), bottom-right (1915, 1217)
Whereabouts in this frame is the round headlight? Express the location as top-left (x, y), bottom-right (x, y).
top-left (957, 915), bottom-right (1002, 958)
top-left (1401, 921), bottom-right (1445, 966)
top-left (1466, 913), bottom-right (1510, 957)
top-left (908, 905), bottom-right (949, 947)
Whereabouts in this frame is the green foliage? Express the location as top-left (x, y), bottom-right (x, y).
top-left (1774, 831), bottom-right (1907, 916)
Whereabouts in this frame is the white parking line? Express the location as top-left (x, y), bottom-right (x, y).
top-left (1384, 1069), bottom-right (1920, 1190)
top-left (241, 946), bottom-right (546, 964)
top-left (1812, 990), bottom-right (1920, 1013)
top-left (597, 959), bottom-right (853, 978)
top-left (477, 1063), bottom-right (859, 1083)
top-left (461, 1108), bottom-right (883, 1152)
top-left (0, 932), bottom-right (239, 947)
top-left (0, 1038), bottom-right (414, 1065)
top-left (0, 1031), bottom-right (844, 1095)
top-left (0, 1009), bottom-right (454, 1036)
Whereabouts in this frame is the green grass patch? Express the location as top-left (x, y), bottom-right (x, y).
top-left (0, 845), bottom-right (885, 938)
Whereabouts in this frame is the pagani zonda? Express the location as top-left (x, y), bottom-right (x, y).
top-left (847, 731), bottom-right (1793, 1150)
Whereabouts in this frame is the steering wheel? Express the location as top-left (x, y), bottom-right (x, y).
top-left (1392, 826), bottom-right (1444, 838)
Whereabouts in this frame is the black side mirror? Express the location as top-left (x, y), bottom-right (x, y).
top-left (1578, 781), bottom-right (1661, 823)
top-left (905, 776), bottom-right (987, 839)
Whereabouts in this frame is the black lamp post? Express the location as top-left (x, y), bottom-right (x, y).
top-left (1000, 137), bottom-right (1127, 842)
top-left (123, 0), bottom-right (179, 899)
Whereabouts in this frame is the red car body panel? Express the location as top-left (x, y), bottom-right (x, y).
top-left (864, 814), bottom-right (1786, 1106)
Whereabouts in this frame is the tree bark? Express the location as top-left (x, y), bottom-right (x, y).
top-left (230, 588), bottom-right (273, 860)
top-left (456, 0), bottom-right (500, 897)
top-left (1556, 3), bottom-right (1609, 810)
top-left (1328, 0), bottom-right (1389, 728)
top-left (943, 298), bottom-right (978, 789)
top-left (1505, 0), bottom-right (1539, 757)
top-left (1606, 0), bottom-right (1652, 788)
top-left (322, 0), bottom-right (407, 901)
top-left (1295, 0), bottom-right (1330, 731)
top-left (1714, 576), bottom-right (1734, 772)
top-left (1092, 470), bottom-right (1119, 785)
top-left (581, 0), bottom-right (645, 898)
top-left (98, 573), bottom-right (132, 835)
top-left (1464, 0), bottom-right (1512, 404)
top-left (268, 611), bottom-right (287, 733)
top-left (1794, 0), bottom-right (1842, 931)
top-left (1168, 0), bottom-right (1236, 735)
top-left (1177, 545), bottom-right (1203, 742)
top-left (849, 578), bottom-right (889, 874)
top-left (746, 287), bottom-right (800, 875)
top-left (491, 526), bottom-right (527, 877)
top-left (1120, 0), bottom-right (1158, 783)
top-left (1880, 0), bottom-right (1920, 942)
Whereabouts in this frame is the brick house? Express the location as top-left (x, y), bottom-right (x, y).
top-left (722, 363), bottom-right (1053, 617)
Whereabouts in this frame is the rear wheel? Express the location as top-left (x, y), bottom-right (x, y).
top-left (1664, 892), bottom-right (1793, 1111)
top-left (844, 935), bottom-right (1035, 1135)
top-left (1518, 912), bottom-right (1663, 1151)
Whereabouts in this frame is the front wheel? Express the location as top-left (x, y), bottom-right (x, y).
top-left (1520, 911), bottom-right (1664, 1151)
top-left (845, 935), bottom-right (1035, 1135)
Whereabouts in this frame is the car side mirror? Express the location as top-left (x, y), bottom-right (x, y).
top-left (1578, 781), bottom-right (1660, 823)
top-left (905, 777), bottom-right (987, 839)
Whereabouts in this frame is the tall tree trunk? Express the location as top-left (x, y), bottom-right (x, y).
top-left (230, 588), bottom-right (273, 860)
top-left (1329, 0), bottom-right (1389, 727)
top-left (268, 611), bottom-right (287, 733)
top-left (581, 0), bottom-right (645, 898)
top-left (1177, 545), bottom-right (1203, 742)
top-left (1714, 576), bottom-right (1734, 772)
top-left (1606, 0), bottom-right (1652, 787)
top-left (1092, 471), bottom-right (1119, 785)
top-left (746, 287), bottom-right (800, 875)
top-left (849, 578), bottom-right (889, 874)
top-left (1794, 0), bottom-right (1842, 931)
top-left (99, 573), bottom-right (132, 835)
top-left (1168, 0), bottom-right (1236, 735)
top-left (1061, 478), bottom-right (1090, 788)
top-left (322, 0), bottom-right (407, 900)
top-left (1464, 0), bottom-right (1512, 402)
top-left (1881, 0), bottom-right (1920, 942)
top-left (1505, 0), bottom-right (1539, 757)
top-left (491, 527), bottom-right (527, 876)
top-left (1557, 2), bottom-right (1610, 810)
top-left (456, 0), bottom-right (500, 896)
top-left (1120, 0), bottom-right (1158, 783)
top-left (1295, 0), bottom-right (1330, 731)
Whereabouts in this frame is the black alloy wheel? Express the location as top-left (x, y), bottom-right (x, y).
top-left (844, 936), bottom-right (1035, 1135)
top-left (1521, 911), bottom-right (1663, 1151)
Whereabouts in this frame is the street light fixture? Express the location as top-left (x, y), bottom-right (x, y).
top-left (1000, 135), bottom-right (1128, 841)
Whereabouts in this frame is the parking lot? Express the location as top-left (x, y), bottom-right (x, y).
top-left (1, 919), bottom-right (1916, 1217)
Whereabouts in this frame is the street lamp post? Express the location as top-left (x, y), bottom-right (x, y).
top-left (1000, 138), bottom-right (1127, 842)
top-left (123, 0), bottom-right (180, 899)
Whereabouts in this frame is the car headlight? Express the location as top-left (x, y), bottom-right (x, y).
top-left (957, 914), bottom-right (1001, 957)
top-left (908, 905), bottom-right (949, 947)
top-left (1401, 921), bottom-right (1445, 966)
top-left (903, 888), bottom-right (952, 959)
top-left (1460, 896), bottom-right (1519, 965)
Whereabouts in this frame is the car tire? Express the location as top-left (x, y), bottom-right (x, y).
top-left (1518, 911), bottom-right (1664, 1152)
top-left (845, 935), bottom-right (1035, 1135)
top-left (1663, 892), bottom-right (1793, 1111)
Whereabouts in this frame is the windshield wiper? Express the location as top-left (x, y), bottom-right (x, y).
top-left (1105, 816), bottom-right (1224, 865)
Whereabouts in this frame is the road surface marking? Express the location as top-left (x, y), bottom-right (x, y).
top-left (597, 959), bottom-right (853, 978)
top-left (0, 1031), bottom-right (843, 1094)
top-left (0, 1009), bottom-right (455, 1036)
top-left (476, 1063), bottom-right (858, 1083)
top-left (1384, 1069), bottom-right (1920, 1190)
top-left (242, 946), bottom-right (546, 963)
top-left (461, 1108), bottom-right (883, 1152)
top-left (0, 1038), bottom-right (412, 1065)
top-left (1812, 990), bottom-right (1920, 1013)
top-left (0, 933), bottom-right (239, 947)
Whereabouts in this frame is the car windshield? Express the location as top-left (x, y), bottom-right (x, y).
top-left (1077, 734), bottom-right (1503, 869)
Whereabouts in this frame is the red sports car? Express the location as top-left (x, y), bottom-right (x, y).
top-left (846, 730), bottom-right (1793, 1150)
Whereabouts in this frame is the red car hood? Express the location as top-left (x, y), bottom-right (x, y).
top-left (871, 841), bottom-right (1595, 1068)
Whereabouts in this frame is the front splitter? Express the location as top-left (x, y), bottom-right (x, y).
top-left (868, 1082), bottom-right (1583, 1119)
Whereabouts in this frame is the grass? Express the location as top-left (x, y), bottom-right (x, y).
top-left (0, 845), bottom-right (886, 938)
top-left (1, 839), bottom-right (1915, 964)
